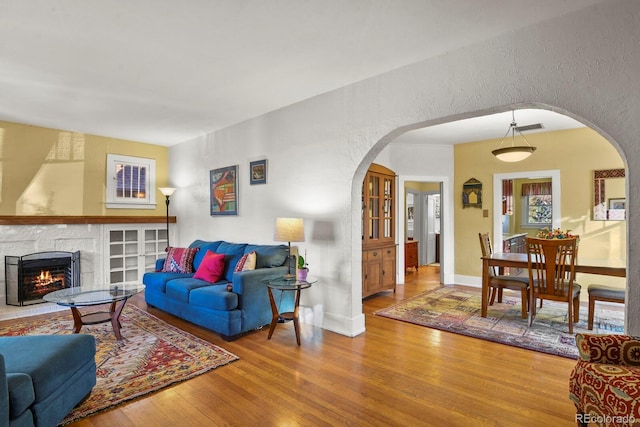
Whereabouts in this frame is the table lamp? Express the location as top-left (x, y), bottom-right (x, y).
top-left (274, 217), bottom-right (305, 279)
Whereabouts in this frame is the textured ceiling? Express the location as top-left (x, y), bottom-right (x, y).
top-left (393, 109), bottom-right (585, 146)
top-left (0, 0), bottom-right (605, 146)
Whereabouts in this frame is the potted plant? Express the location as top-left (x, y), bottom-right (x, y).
top-left (297, 254), bottom-right (309, 282)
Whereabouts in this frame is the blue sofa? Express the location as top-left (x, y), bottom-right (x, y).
top-left (0, 334), bottom-right (96, 427)
top-left (143, 240), bottom-right (294, 340)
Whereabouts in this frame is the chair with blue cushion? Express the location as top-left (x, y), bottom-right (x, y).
top-left (479, 232), bottom-right (530, 319)
top-left (587, 284), bottom-right (625, 330)
top-left (526, 236), bottom-right (581, 334)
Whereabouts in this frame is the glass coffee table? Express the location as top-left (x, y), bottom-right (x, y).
top-left (44, 284), bottom-right (145, 340)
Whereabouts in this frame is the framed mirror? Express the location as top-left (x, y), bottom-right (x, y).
top-left (593, 168), bottom-right (626, 220)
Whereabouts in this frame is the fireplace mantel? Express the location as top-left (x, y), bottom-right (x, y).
top-left (0, 216), bottom-right (176, 225)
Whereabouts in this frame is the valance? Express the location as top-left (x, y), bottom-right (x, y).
top-left (522, 182), bottom-right (552, 196)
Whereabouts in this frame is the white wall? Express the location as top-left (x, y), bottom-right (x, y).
top-left (170, 0), bottom-right (640, 336)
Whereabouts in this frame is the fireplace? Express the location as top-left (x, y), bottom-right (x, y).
top-left (5, 251), bottom-right (80, 306)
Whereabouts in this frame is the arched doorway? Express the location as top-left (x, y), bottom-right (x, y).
top-left (353, 105), bottom-right (627, 326)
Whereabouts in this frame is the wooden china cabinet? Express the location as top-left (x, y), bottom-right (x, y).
top-left (362, 163), bottom-right (397, 298)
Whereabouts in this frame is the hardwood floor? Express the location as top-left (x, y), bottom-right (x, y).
top-left (18, 267), bottom-right (580, 426)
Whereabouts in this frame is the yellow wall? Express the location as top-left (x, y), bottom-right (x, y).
top-left (454, 127), bottom-right (626, 288)
top-left (405, 181), bottom-right (440, 192)
top-left (0, 120), bottom-right (169, 216)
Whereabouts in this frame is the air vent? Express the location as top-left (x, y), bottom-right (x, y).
top-left (515, 123), bottom-right (544, 132)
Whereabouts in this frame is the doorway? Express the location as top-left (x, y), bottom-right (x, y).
top-left (492, 170), bottom-right (561, 251)
top-left (403, 181), bottom-right (443, 281)
top-left (424, 192), bottom-right (441, 265)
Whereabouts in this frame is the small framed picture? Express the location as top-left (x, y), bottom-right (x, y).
top-left (210, 165), bottom-right (238, 216)
top-left (608, 198), bottom-right (625, 210)
top-left (249, 159), bottom-right (267, 185)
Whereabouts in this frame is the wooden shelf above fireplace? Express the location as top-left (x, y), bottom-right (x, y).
top-left (0, 216), bottom-right (177, 225)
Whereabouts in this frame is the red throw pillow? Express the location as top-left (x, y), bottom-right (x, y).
top-left (162, 247), bottom-right (199, 273)
top-left (193, 251), bottom-right (225, 283)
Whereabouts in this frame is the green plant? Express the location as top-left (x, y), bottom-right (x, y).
top-left (297, 255), bottom-right (308, 270)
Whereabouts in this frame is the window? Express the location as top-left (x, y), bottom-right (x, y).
top-left (522, 194), bottom-right (552, 227)
top-left (106, 154), bottom-right (157, 209)
top-left (521, 182), bottom-right (552, 228)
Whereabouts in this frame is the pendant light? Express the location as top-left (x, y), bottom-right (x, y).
top-left (492, 111), bottom-right (537, 162)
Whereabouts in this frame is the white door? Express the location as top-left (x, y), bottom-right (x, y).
top-left (425, 195), bottom-right (436, 264)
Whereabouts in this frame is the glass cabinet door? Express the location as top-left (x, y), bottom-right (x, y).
top-left (368, 175), bottom-right (380, 240)
top-left (383, 176), bottom-right (394, 240)
top-left (107, 226), bottom-right (168, 284)
top-left (362, 166), bottom-right (395, 246)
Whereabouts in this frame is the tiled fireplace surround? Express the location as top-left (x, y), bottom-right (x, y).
top-left (0, 217), bottom-right (170, 320)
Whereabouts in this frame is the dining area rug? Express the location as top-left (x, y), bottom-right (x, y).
top-left (0, 304), bottom-right (239, 424)
top-left (374, 286), bottom-right (624, 359)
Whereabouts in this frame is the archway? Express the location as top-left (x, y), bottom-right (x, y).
top-left (351, 104), bottom-right (629, 330)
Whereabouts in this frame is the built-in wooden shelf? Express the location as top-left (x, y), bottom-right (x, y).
top-left (0, 216), bottom-right (177, 225)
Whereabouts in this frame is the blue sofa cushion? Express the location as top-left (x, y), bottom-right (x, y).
top-left (166, 278), bottom-right (222, 303)
top-left (6, 373), bottom-right (34, 419)
top-left (190, 285), bottom-right (239, 311)
top-left (0, 335), bottom-right (95, 400)
top-left (143, 271), bottom-right (193, 294)
top-left (190, 240), bottom-right (223, 270)
top-left (244, 244), bottom-right (288, 268)
top-left (217, 242), bottom-right (248, 281)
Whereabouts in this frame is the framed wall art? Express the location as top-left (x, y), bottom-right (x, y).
top-left (462, 178), bottom-right (482, 208)
top-left (609, 198), bottom-right (625, 210)
top-left (210, 165), bottom-right (238, 216)
top-left (249, 159), bottom-right (267, 185)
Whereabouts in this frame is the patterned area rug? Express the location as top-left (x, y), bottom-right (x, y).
top-left (0, 304), bottom-right (239, 424)
top-left (375, 286), bottom-right (624, 359)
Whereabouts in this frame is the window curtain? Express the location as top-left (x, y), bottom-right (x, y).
top-left (521, 182), bottom-right (552, 196)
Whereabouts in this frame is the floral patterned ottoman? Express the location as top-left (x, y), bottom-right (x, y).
top-left (570, 334), bottom-right (640, 426)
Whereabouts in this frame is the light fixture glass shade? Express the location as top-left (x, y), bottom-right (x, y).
top-left (492, 111), bottom-right (537, 162)
top-left (159, 187), bottom-right (176, 196)
top-left (274, 218), bottom-right (305, 242)
top-left (491, 146), bottom-right (536, 162)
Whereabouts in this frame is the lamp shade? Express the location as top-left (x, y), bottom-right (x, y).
top-left (491, 146), bottom-right (536, 162)
top-left (159, 187), bottom-right (176, 197)
top-left (274, 218), bottom-right (305, 242)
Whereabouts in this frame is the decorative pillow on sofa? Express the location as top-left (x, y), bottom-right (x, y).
top-left (234, 251), bottom-right (256, 272)
top-left (162, 247), bottom-right (199, 273)
top-left (193, 250), bottom-right (226, 283)
top-left (244, 244), bottom-right (288, 268)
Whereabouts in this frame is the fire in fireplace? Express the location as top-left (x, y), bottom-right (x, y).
top-left (5, 251), bottom-right (80, 306)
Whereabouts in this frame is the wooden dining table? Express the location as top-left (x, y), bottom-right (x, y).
top-left (481, 252), bottom-right (626, 318)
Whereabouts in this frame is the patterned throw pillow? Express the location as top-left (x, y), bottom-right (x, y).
top-left (234, 251), bottom-right (257, 272)
top-left (162, 247), bottom-right (199, 273)
top-left (621, 340), bottom-right (640, 366)
top-left (193, 250), bottom-right (226, 283)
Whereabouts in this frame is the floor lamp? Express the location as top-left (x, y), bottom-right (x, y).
top-left (274, 217), bottom-right (305, 279)
top-left (159, 187), bottom-right (176, 250)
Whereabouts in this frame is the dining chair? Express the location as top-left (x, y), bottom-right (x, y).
top-left (478, 233), bottom-right (530, 319)
top-left (526, 236), bottom-right (581, 333)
